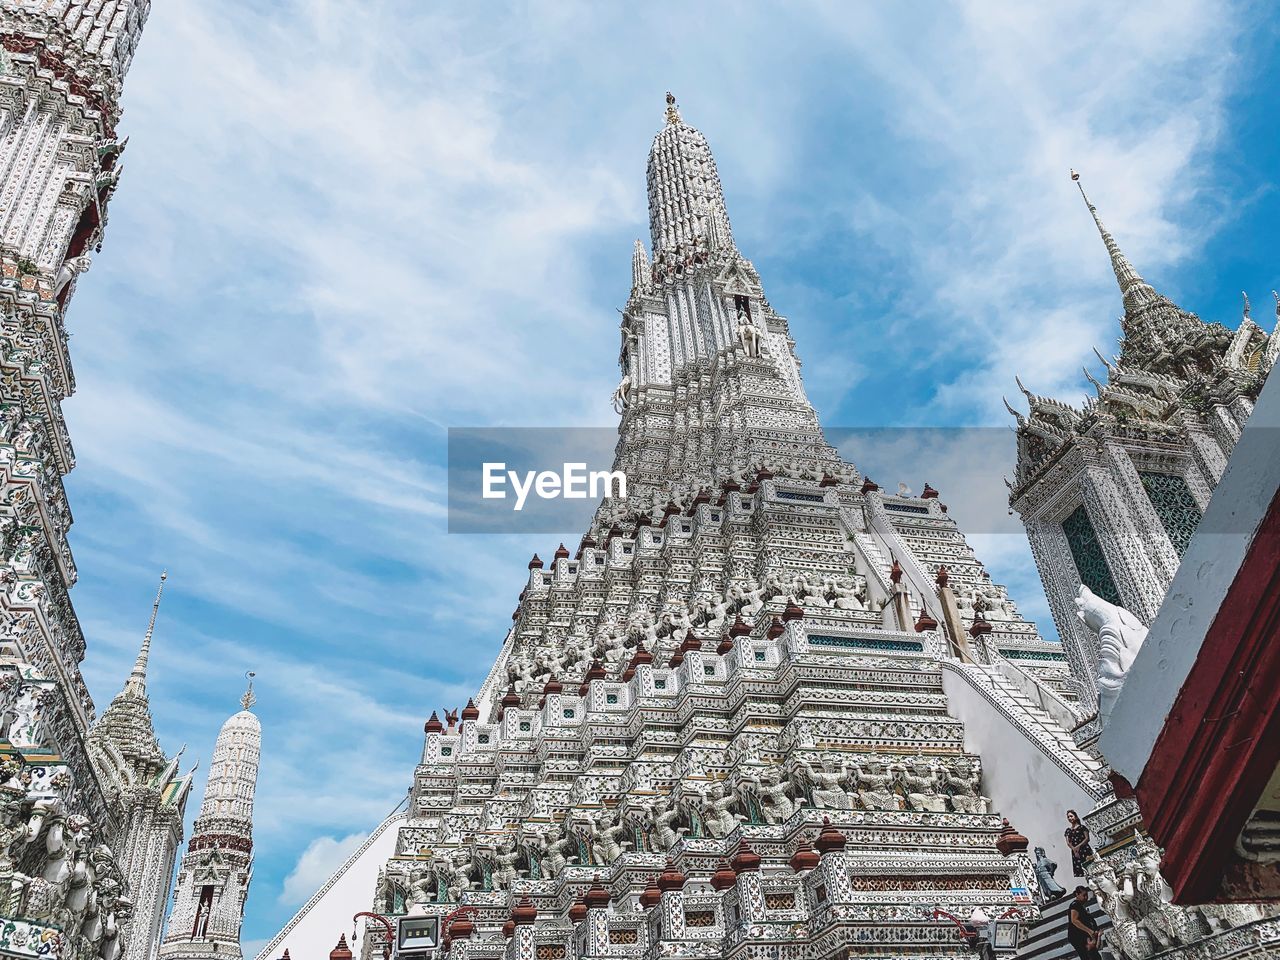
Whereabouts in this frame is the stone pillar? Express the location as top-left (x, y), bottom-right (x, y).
top-left (505, 896), bottom-right (537, 960)
top-left (933, 566), bottom-right (974, 662)
top-left (728, 839), bottom-right (766, 929)
top-left (807, 820), bottom-right (854, 929)
top-left (651, 858), bottom-right (687, 943)
top-left (578, 879), bottom-right (611, 958)
top-left (889, 558), bottom-right (913, 632)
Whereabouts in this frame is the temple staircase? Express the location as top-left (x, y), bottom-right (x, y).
top-left (1017, 896), bottom-right (1116, 960)
top-left (949, 660), bottom-right (1107, 801)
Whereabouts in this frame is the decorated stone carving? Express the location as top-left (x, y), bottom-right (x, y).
top-left (1074, 584), bottom-right (1148, 723)
top-left (735, 312), bottom-right (762, 358)
top-left (611, 373), bottom-right (633, 413)
top-left (797, 757), bottom-right (853, 811)
top-left (643, 792), bottom-right (685, 853)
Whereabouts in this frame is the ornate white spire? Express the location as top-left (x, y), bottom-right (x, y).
top-left (162, 678), bottom-right (262, 960)
top-left (127, 569), bottom-right (167, 693)
top-left (1071, 169), bottom-right (1157, 311)
top-left (631, 238), bottom-right (649, 290)
top-left (646, 92), bottom-right (735, 257)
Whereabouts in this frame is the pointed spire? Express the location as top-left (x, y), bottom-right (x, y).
top-left (707, 205), bottom-right (733, 252)
top-left (127, 569), bottom-right (167, 693)
top-left (631, 238), bottom-right (649, 289)
top-left (240, 670), bottom-right (257, 711)
top-left (1070, 169), bottom-right (1156, 310)
top-left (1265, 292), bottom-right (1280, 371)
top-left (1242, 291), bottom-right (1251, 321)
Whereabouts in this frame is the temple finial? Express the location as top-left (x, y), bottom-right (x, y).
top-left (1242, 291), bottom-right (1251, 320)
top-left (664, 91), bottom-right (681, 125)
top-left (127, 569), bottom-right (167, 692)
top-left (1070, 169), bottom-right (1154, 308)
top-left (241, 670), bottom-right (257, 711)
top-left (631, 238), bottom-right (649, 289)
top-left (1091, 345), bottom-right (1116, 375)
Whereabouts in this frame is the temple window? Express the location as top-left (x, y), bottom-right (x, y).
top-left (1061, 504), bottom-right (1121, 604)
top-left (1139, 471), bottom-right (1201, 558)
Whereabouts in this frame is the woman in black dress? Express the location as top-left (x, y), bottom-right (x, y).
top-left (1064, 810), bottom-right (1094, 876)
top-left (1067, 885), bottom-right (1103, 960)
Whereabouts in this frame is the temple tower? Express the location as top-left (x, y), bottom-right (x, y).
top-left (0, 4), bottom-right (197, 957)
top-left (1, 0), bottom-right (153, 856)
top-left (352, 95), bottom-right (1089, 960)
top-left (1007, 172), bottom-right (1277, 719)
top-left (86, 571), bottom-right (197, 960)
top-left (160, 679), bottom-right (262, 960)
top-left (612, 93), bottom-right (836, 506)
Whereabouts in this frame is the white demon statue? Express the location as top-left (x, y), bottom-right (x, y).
top-left (1074, 585), bottom-right (1148, 724)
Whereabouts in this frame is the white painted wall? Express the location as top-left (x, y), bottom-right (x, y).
top-left (942, 669), bottom-right (1096, 890)
top-left (256, 812), bottom-right (407, 960)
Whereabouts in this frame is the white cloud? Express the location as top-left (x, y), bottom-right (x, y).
top-left (279, 833), bottom-right (368, 908)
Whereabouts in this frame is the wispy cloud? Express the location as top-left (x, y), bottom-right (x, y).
top-left (61, 0), bottom-right (1271, 943)
top-left (279, 833), bottom-right (368, 907)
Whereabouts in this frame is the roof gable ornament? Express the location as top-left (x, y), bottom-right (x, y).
top-left (716, 258), bottom-right (762, 298)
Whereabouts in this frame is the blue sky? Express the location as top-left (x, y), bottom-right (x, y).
top-left (62, 0), bottom-right (1279, 950)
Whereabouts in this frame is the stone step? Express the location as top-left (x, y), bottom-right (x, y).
top-left (1018, 896), bottom-right (1115, 960)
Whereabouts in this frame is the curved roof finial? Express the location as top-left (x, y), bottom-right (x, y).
top-left (1242, 291), bottom-right (1251, 320)
top-left (664, 91), bottom-right (681, 126)
top-left (1091, 345), bottom-right (1116, 375)
top-left (241, 670), bottom-right (257, 712)
top-left (128, 569), bottom-right (167, 691)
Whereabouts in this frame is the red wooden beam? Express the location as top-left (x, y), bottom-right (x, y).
top-left (1136, 486), bottom-right (1280, 901)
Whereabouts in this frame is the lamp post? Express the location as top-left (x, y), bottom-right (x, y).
top-left (352, 911), bottom-right (395, 960)
top-left (441, 905), bottom-right (480, 948)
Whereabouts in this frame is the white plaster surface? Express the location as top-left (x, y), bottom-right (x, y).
top-left (257, 812), bottom-right (407, 960)
top-left (942, 668), bottom-right (1096, 887)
